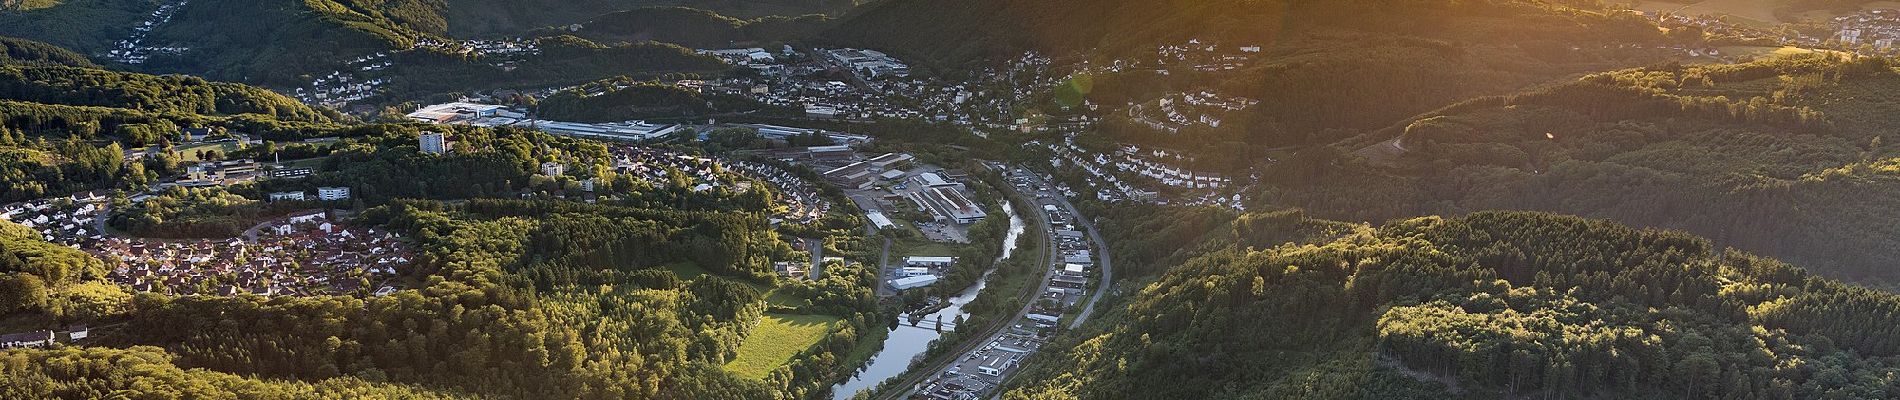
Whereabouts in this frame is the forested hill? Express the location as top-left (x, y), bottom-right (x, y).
top-left (0, 0), bottom-right (416, 84)
top-left (545, 6), bottom-right (832, 48)
top-left (1003, 211), bottom-right (1900, 399)
top-left (1255, 55), bottom-right (1900, 286)
top-left (0, 36), bottom-right (94, 67)
top-left (0, 61), bottom-right (343, 202)
top-left (0, 65), bottom-right (327, 122)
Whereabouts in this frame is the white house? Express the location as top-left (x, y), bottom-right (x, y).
top-left (317, 187), bottom-right (351, 201)
top-left (0, 330), bottom-right (54, 349)
top-left (268, 191), bottom-right (306, 201)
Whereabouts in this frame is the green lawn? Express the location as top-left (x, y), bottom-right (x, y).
top-left (724, 313), bottom-right (841, 380)
top-left (763, 288), bottom-right (804, 307)
top-left (270, 157), bottom-right (327, 170)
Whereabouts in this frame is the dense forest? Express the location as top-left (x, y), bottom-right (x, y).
top-left (1256, 55), bottom-right (1900, 286)
top-left (1002, 211), bottom-right (1900, 399)
top-left (0, 346), bottom-right (482, 399)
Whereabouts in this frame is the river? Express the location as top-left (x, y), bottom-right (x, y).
top-left (829, 205), bottom-right (1025, 399)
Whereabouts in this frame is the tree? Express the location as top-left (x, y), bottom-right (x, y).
top-left (0, 272), bottom-right (48, 312)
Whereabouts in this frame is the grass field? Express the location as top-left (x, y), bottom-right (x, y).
top-left (3, 0), bottom-right (62, 11)
top-left (724, 313), bottom-right (841, 379)
top-left (893, 236), bottom-right (955, 259)
top-left (665, 261), bottom-right (710, 280)
top-left (1717, 45), bottom-right (1851, 61)
top-left (763, 288), bottom-right (804, 307)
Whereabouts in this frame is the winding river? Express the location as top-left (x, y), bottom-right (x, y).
top-left (829, 205), bottom-right (1025, 399)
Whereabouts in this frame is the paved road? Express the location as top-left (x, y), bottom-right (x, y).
top-left (809, 238), bottom-right (825, 280)
top-left (877, 236), bottom-right (893, 296)
top-left (1061, 196), bottom-right (1113, 329)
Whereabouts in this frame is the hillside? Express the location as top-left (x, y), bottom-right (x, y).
top-left (0, 0), bottom-right (155, 56)
top-left (0, 36), bottom-right (95, 67)
top-left (0, 62), bottom-right (348, 202)
top-left (550, 6), bottom-right (831, 48)
top-left (834, 0), bottom-right (1688, 168)
top-left (1, 346), bottom-right (485, 398)
top-left (136, 0), bottom-right (414, 84)
top-left (536, 76), bottom-right (780, 122)
top-left (1631, 0), bottom-right (1898, 26)
top-left (1004, 211), bottom-right (1900, 399)
top-left (829, 0), bottom-right (1660, 66)
top-left (0, 65), bottom-right (327, 121)
top-left (1252, 55), bottom-right (1900, 285)
top-left (436, 0), bottom-right (851, 37)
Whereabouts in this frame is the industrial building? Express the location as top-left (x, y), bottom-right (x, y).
top-left (890, 275), bottom-right (939, 291)
top-left (976, 353), bottom-right (1014, 376)
top-left (533, 120), bottom-right (681, 141)
top-left (736, 124), bottom-right (871, 144)
top-left (825, 48), bottom-right (912, 78)
top-left (822, 161), bottom-right (878, 189)
top-left (419, 131), bottom-right (450, 154)
top-left (868, 152), bottom-right (915, 170)
top-left (406, 102), bottom-right (517, 124)
top-left (866, 211), bottom-right (898, 230)
top-left (905, 256), bottom-right (956, 267)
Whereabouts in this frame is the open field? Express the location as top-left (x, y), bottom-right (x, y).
top-left (2, 0), bottom-right (62, 11)
top-left (1717, 45), bottom-right (1852, 60)
top-left (723, 313), bottom-right (841, 380)
top-left (665, 261), bottom-right (709, 280)
top-left (270, 157), bottom-right (326, 170)
top-left (891, 236), bottom-right (954, 259)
